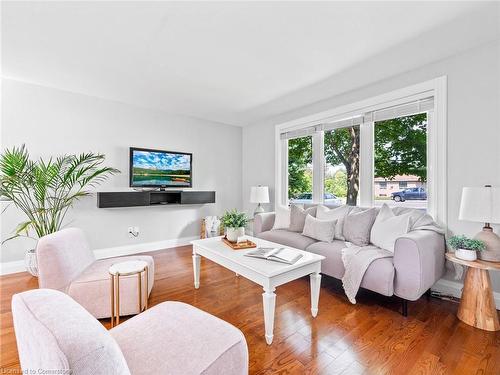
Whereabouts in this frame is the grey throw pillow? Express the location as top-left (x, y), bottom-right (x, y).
top-left (343, 207), bottom-right (378, 246)
top-left (316, 204), bottom-right (352, 240)
top-left (288, 205), bottom-right (317, 232)
top-left (302, 214), bottom-right (337, 242)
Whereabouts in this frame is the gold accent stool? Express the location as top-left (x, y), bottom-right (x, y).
top-left (445, 253), bottom-right (500, 331)
top-left (109, 260), bottom-right (149, 327)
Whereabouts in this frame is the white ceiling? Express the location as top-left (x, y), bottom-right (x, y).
top-left (2, 1), bottom-right (499, 126)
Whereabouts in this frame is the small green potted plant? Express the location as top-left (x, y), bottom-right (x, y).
top-left (221, 209), bottom-right (248, 242)
top-left (448, 235), bottom-right (486, 261)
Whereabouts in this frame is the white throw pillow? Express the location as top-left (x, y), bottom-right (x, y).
top-left (370, 204), bottom-right (411, 252)
top-left (302, 214), bottom-right (336, 243)
top-left (316, 205), bottom-right (351, 240)
top-left (272, 205), bottom-right (291, 230)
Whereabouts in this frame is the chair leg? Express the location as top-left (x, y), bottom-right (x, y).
top-left (401, 299), bottom-right (408, 317)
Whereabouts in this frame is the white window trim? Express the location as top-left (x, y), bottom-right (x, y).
top-left (275, 76), bottom-right (447, 227)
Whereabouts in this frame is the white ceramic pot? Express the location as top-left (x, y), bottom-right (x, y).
top-left (24, 248), bottom-right (39, 276)
top-left (455, 248), bottom-right (477, 261)
top-left (226, 227), bottom-right (245, 242)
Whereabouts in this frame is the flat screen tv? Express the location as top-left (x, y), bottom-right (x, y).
top-left (129, 147), bottom-right (192, 188)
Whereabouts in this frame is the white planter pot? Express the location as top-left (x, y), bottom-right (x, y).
top-left (455, 248), bottom-right (477, 261)
top-left (24, 248), bottom-right (39, 276)
top-left (226, 227), bottom-right (245, 242)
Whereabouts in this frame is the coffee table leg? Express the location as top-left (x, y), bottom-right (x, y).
top-left (262, 287), bottom-right (276, 345)
top-left (310, 272), bottom-right (321, 318)
top-left (192, 253), bottom-right (201, 289)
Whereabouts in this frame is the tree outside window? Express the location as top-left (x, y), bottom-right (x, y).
top-left (287, 113), bottom-right (427, 207)
top-left (287, 136), bottom-right (312, 200)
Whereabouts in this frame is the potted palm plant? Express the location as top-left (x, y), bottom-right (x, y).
top-left (0, 145), bottom-right (119, 275)
top-left (221, 209), bottom-right (248, 242)
top-left (448, 235), bottom-right (486, 261)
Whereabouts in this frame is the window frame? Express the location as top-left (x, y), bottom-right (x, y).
top-left (275, 77), bottom-right (447, 227)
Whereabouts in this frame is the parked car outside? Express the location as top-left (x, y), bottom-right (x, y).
top-left (290, 192), bottom-right (343, 206)
top-left (391, 187), bottom-right (427, 202)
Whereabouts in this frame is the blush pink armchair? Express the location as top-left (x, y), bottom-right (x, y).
top-left (12, 289), bottom-right (249, 375)
top-left (36, 228), bottom-right (154, 319)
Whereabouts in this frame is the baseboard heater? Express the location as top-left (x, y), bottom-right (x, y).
top-left (97, 191), bottom-right (215, 208)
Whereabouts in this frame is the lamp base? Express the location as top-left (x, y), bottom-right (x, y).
top-left (253, 203), bottom-right (265, 216)
top-left (475, 227), bottom-right (500, 262)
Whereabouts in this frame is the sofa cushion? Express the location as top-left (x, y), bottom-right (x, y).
top-left (257, 229), bottom-right (317, 249)
top-left (316, 205), bottom-right (352, 240)
top-left (272, 205), bottom-right (291, 230)
top-left (12, 289), bottom-right (130, 375)
top-left (111, 301), bottom-right (248, 375)
top-left (343, 207), bottom-right (378, 246)
top-left (306, 241), bottom-right (395, 296)
top-left (289, 205), bottom-right (317, 232)
top-left (370, 204), bottom-right (412, 252)
top-left (68, 255), bottom-right (154, 319)
top-left (302, 214), bottom-right (336, 243)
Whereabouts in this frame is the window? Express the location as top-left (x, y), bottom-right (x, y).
top-left (324, 125), bottom-right (360, 206)
top-left (276, 77), bottom-right (446, 223)
top-left (287, 136), bottom-right (312, 203)
top-left (373, 113), bottom-right (427, 209)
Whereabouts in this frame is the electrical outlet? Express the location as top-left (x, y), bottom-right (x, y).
top-left (128, 227), bottom-right (139, 238)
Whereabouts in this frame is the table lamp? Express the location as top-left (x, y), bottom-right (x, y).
top-left (459, 185), bottom-right (500, 262)
top-left (250, 186), bottom-right (269, 216)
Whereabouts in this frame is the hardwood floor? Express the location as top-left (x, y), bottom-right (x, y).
top-left (1, 245), bottom-right (499, 374)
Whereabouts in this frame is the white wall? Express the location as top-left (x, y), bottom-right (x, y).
top-left (1, 79), bottom-right (242, 263)
top-left (242, 40), bottom-right (500, 291)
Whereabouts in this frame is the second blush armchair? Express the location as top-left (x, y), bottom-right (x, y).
top-left (36, 227), bottom-right (154, 319)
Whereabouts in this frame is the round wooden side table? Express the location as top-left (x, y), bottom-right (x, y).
top-left (445, 253), bottom-right (500, 331)
top-left (109, 260), bottom-right (149, 327)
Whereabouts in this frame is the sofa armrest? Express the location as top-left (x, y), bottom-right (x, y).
top-left (253, 212), bottom-right (275, 236)
top-left (393, 230), bottom-right (445, 301)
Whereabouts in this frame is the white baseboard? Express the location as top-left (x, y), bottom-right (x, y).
top-left (0, 260), bottom-right (25, 275)
top-left (433, 278), bottom-right (500, 310)
top-left (93, 235), bottom-right (198, 259)
top-left (0, 235), bottom-right (198, 276)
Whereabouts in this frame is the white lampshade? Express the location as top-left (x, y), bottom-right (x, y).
top-left (250, 186), bottom-right (269, 204)
top-left (459, 186), bottom-right (500, 224)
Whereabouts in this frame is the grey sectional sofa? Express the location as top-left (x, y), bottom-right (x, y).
top-left (253, 207), bottom-right (445, 316)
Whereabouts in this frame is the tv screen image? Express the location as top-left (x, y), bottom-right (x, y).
top-left (130, 148), bottom-right (192, 188)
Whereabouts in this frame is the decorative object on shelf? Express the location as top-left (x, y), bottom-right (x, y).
top-left (221, 209), bottom-right (248, 242)
top-left (222, 237), bottom-right (257, 250)
top-left (445, 253), bottom-right (500, 331)
top-left (448, 235), bottom-right (485, 261)
top-left (459, 185), bottom-right (500, 262)
top-left (200, 216), bottom-right (223, 239)
top-left (250, 185), bottom-right (269, 216)
top-left (0, 145), bottom-right (119, 276)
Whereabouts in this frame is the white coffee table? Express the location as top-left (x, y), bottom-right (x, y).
top-left (190, 236), bottom-right (325, 344)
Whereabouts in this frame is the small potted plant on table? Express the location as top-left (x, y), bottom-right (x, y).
top-left (221, 209), bottom-right (248, 242)
top-left (448, 235), bottom-right (486, 261)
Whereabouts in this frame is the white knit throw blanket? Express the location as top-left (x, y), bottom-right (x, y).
top-left (341, 244), bottom-right (392, 304)
top-left (341, 208), bottom-right (444, 304)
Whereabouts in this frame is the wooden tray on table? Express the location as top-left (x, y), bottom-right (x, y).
top-left (222, 236), bottom-right (257, 250)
